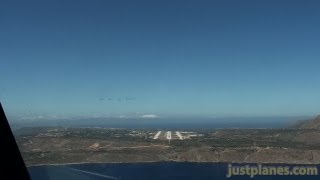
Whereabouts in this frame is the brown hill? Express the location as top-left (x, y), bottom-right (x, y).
top-left (294, 115), bottom-right (320, 129)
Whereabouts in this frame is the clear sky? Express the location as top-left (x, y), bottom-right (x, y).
top-left (1, 0), bottom-right (320, 120)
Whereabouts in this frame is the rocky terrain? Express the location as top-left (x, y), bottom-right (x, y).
top-left (14, 124), bottom-right (320, 166)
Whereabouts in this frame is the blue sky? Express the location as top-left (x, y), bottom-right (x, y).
top-left (1, 0), bottom-right (320, 120)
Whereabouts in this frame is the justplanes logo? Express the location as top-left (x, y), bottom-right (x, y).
top-left (226, 164), bottom-right (318, 178)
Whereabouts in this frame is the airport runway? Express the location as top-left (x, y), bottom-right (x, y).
top-left (166, 131), bottom-right (172, 140)
top-left (176, 131), bottom-right (183, 140)
top-left (153, 131), bottom-right (162, 139)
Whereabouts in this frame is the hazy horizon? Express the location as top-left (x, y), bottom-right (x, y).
top-left (8, 114), bottom-right (311, 130)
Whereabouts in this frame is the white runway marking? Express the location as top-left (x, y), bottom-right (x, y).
top-left (166, 131), bottom-right (172, 140)
top-left (153, 131), bottom-right (161, 139)
top-left (176, 131), bottom-right (183, 140)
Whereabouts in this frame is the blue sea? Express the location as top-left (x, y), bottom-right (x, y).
top-left (28, 162), bottom-right (320, 180)
top-left (12, 116), bottom-right (307, 130)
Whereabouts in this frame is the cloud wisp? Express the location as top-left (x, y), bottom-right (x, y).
top-left (140, 114), bottom-right (159, 119)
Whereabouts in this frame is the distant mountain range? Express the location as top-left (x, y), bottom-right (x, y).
top-left (294, 115), bottom-right (320, 129)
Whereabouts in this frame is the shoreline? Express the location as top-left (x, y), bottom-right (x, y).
top-left (27, 160), bottom-right (320, 168)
